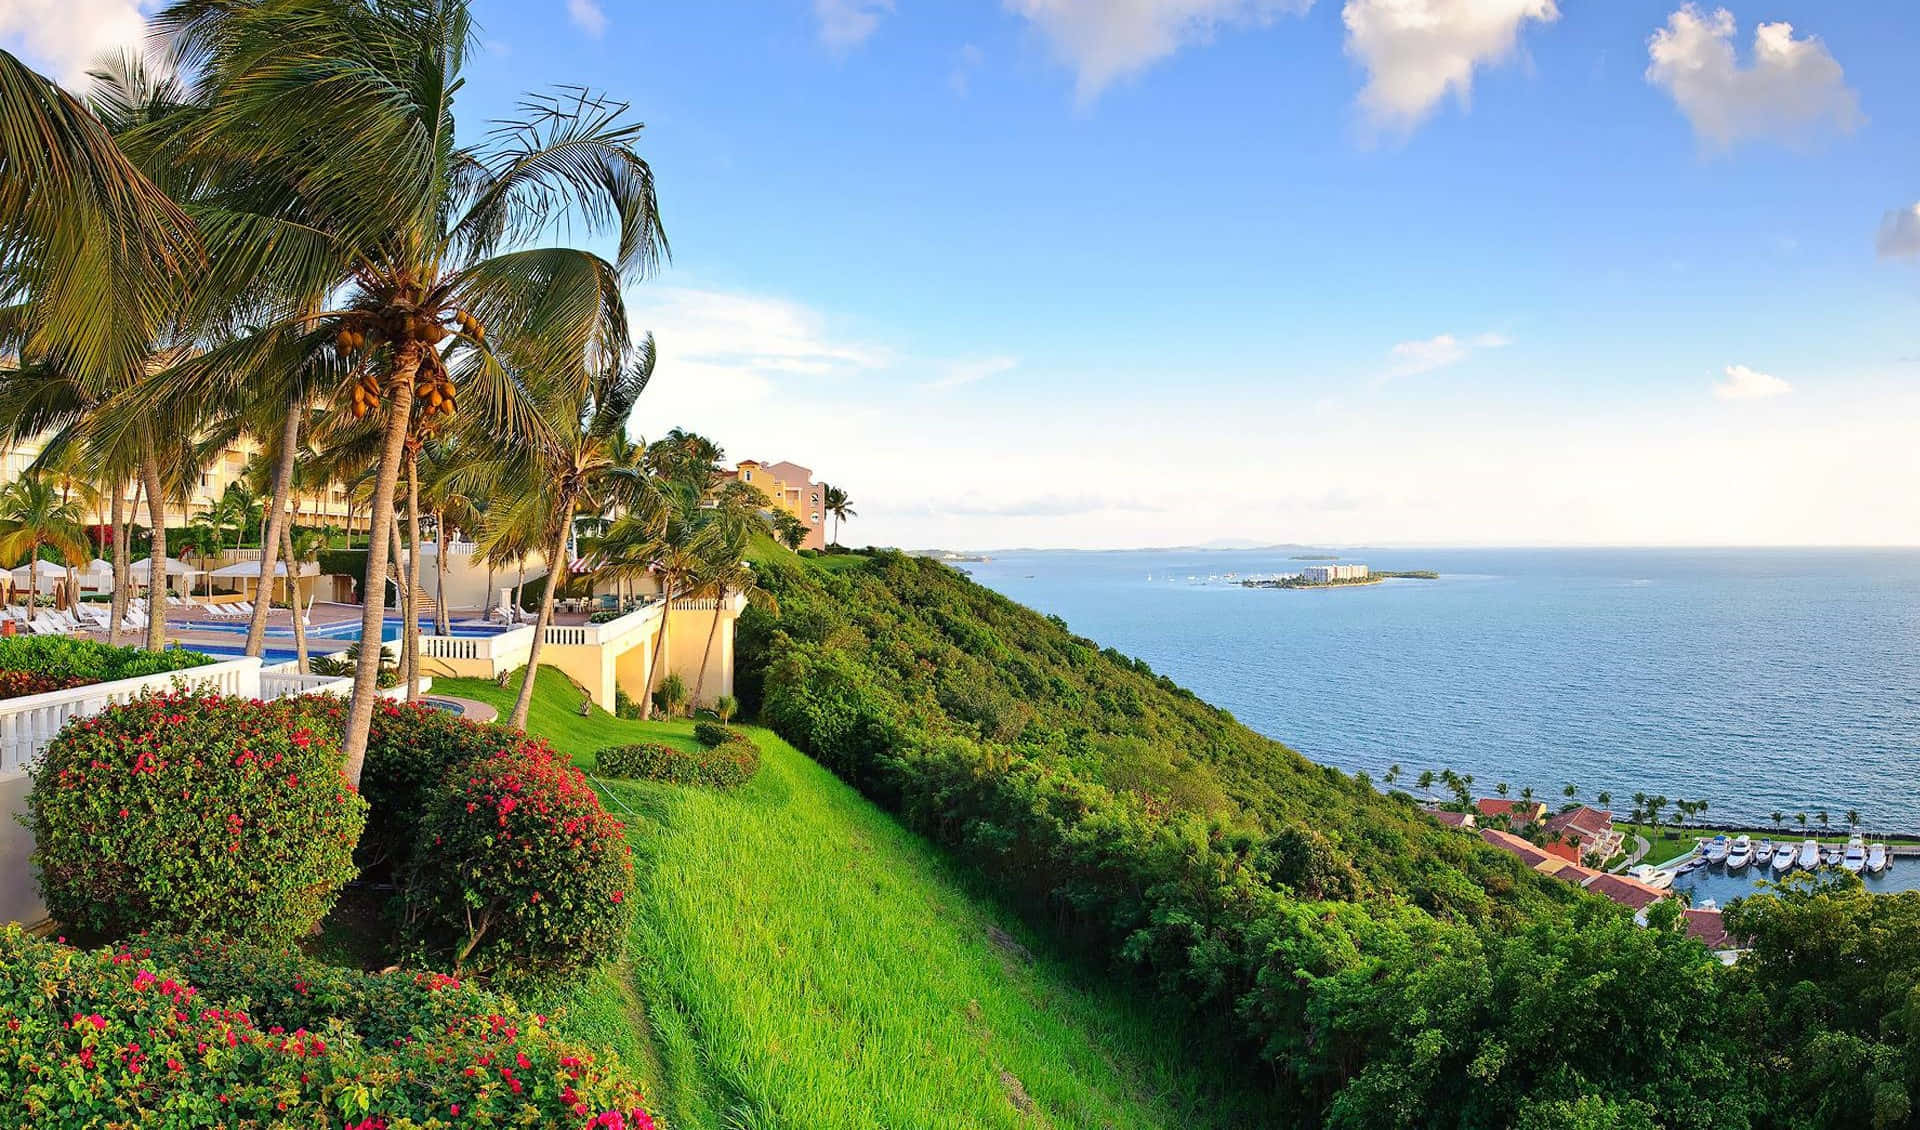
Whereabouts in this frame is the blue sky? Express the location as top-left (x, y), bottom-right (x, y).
top-left (10, 1), bottom-right (1920, 547)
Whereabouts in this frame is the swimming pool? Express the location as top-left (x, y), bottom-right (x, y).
top-left (185, 617), bottom-right (505, 643)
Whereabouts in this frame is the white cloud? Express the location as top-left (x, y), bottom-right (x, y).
top-left (815, 0), bottom-right (894, 53)
top-left (1646, 6), bottom-right (1861, 151)
top-left (1343, 0), bottom-right (1558, 134)
top-left (1712, 363), bottom-right (1790, 401)
top-left (1005, 0), bottom-right (1310, 105)
top-left (1877, 204), bottom-right (1920, 260)
top-left (0, 0), bottom-right (146, 85)
top-left (950, 42), bottom-right (985, 95)
top-left (926, 355), bottom-right (1017, 390)
top-left (565, 0), bottom-right (606, 37)
top-left (1384, 330), bottom-right (1509, 378)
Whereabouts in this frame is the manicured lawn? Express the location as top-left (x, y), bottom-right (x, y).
top-left (431, 669), bottom-right (707, 763)
top-left (440, 667), bottom-right (1270, 1128)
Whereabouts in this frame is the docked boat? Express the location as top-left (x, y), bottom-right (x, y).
top-left (1704, 835), bottom-right (1730, 865)
top-left (1867, 843), bottom-right (1889, 874)
top-left (1842, 836), bottom-right (1866, 874)
top-left (1727, 835), bottom-right (1752, 870)
top-left (1772, 844), bottom-right (1798, 873)
top-left (1628, 864), bottom-right (1675, 890)
top-left (1822, 845), bottom-right (1843, 867)
top-left (1798, 839), bottom-right (1821, 869)
top-left (1755, 839), bottom-right (1775, 864)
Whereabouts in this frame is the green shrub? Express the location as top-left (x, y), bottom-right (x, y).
top-left (28, 692), bottom-right (366, 943)
top-left (0, 635), bottom-right (211, 690)
top-left (614, 687), bottom-right (642, 719)
top-left (0, 926), bottom-right (660, 1128)
top-left (693, 719), bottom-right (742, 747)
top-left (0, 669), bottom-right (87, 699)
top-left (713, 693), bottom-right (739, 722)
top-left (652, 671), bottom-right (688, 717)
top-left (358, 698), bottom-right (534, 871)
top-left (405, 746), bottom-right (634, 983)
top-left (597, 738), bottom-right (758, 787)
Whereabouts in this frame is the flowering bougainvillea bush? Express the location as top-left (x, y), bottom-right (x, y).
top-left (27, 692), bottom-right (368, 942)
top-left (0, 926), bottom-right (660, 1128)
top-left (596, 738), bottom-right (759, 787)
top-left (0, 636), bottom-right (211, 700)
top-left (358, 699), bottom-right (532, 871)
top-left (405, 746), bottom-right (635, 983)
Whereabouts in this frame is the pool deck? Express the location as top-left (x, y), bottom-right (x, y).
top-left (76, 601), bottom-right (599, 658)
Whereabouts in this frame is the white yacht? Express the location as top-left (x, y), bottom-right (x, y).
top-left (1771, 843), bottom-right (1798, 873)
top-left (1726, 835), bottom-right (1752, 870)
top-left (1704, 834), bottom-right (1730, 864)
top-left (1867, 843), bottom-right (1889, 874)
top-left (1842, 835), bottom-right (1866, 874)
top-left (1797, 839), bottom-right (1821, 870)
top-left (1755, 839), bottom-right (1775, 865)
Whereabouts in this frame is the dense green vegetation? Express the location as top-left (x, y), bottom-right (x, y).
top-left (432, 670), bottom-right (1266, 1127)
top-left (0, 635), bottom-right (211, 700)
top-left (738, 544), bottom-right (1920, 1126)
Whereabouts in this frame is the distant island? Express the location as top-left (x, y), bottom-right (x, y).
top-left (1288, 554), bottom-right (1339, 560)
top-left (914, 549), bottom-right (992, 563)
top-left (1241, 568), bottom-right (1438, 590)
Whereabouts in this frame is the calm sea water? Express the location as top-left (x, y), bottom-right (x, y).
top-left (963, 548), bottom-right (1920, 831)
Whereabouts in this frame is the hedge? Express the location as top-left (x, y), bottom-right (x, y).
top-left (357, 699), bottom-right (534, 872)
top-left (597, 739), bottom-right (759, 788)
top-left (28, 692), bottom-right (367, 942)
top-left (0, 636), bottom-right (211, 696)
top-left (0, 926), bottom-right (659, 1128)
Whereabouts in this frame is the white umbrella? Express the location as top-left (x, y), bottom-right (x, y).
top-left (128, 558), bottom-right (203, 579)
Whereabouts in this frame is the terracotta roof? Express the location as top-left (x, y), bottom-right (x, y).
top-left (1480, 828), bottom-right (1551, 867)
top-left (1541, 840), bottom-right (1582, 863)
top-left (1549, 861), bottom-right (1604, 885)
top-left (1584, 874), bottom-right (1668, 911)
top-left (1545, 805), bottom-right (1613, 842)
top-left (1430, 810), bottom-right (1474, 828)
top-left (1684, 908), bottom-right (1736, 950)
top-left (1476, 798), bottom-right (1547, 823)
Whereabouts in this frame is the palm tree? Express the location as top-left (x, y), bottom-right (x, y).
top-left (688, 553), bottom-right (775, 711)
top-left (475, 339), bottom-right (657, 729)
top-left (1795, 812), bottom-right (1808, 829)
top-left (1562, 783), bottom-right (1577, 803)
top-left (1846, 809), bottom-right (1861, 831)
top-left (1596, 790), bottom-right (1612, 809)
top-left (1495, 782), bottom-right (1509, 798)
top-left (770, 510), bottom-right (808, 550)
top-left (154, 0), bottom-right (668, 779)
top-left (1816, 810), bottom-right (1829, 831)
top-left (1519, 785), bottom-right (1535, 808)
top-left (1384, 764), bottom-right (1402, 787)
top-left (1417, 769), bottom-right (1435, 794)
top-left (823, 484), bottom-right (855, 546)
top-left (1771, 811), bottom-right (1785, 830)
top-left (0, 476), bottom-right (90, 620)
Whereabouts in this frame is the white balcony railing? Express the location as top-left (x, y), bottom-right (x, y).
top-left (0, 657), bottom-right (262, 777)
top-left (541, 601), bottom-right (662, 649)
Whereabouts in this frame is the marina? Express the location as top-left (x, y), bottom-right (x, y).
top-left (1649, 832), bottom-right (1920, 903)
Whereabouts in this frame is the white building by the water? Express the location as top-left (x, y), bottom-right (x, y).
top-left (1301, 564), bottom-right (1369, 583)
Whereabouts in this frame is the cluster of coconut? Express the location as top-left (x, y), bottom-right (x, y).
top-left (336, 305), bottom-right (486, 421)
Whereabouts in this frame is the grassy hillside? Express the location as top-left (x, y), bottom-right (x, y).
top-left (737, 548), bottom-right (1768, 1125)
top-left (434, 671), bottom-right (1271, 1127)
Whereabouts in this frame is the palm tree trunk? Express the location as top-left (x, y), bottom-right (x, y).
top-left (106, 483), bottom-right (126, 646)
top-left (244, 398), bottom-right (301, 657)
top-left (691, 588), bottom-right (724, 709)
top-left (139, 447), bottom-right (168, 651)
top-left (509, 505), bottom-right (572, 729)
top-left (404, 454), bottom-right (423, 700)
top-left (341, 379), bottom-right (415, 787)
top-left (641, 580), bottom-right (672, 720)
top-left (390, 511), bottom-right (413, 692)
top-left (282, 520), bottom-right (309, 674)
top-left (514, 559), bottom-right (525, 617)
top-left (433, 508), bottom-right (449, 635)
top-left (25, 553), bottom-right (37, 622)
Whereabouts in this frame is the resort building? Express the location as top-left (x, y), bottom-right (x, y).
top-left (1, 434), bottom-right (366, 533)
top-left (725, 460), bottom-right (826, 550)
top-left (1543, 805), bottom-right (1624, 863)
top-left (1300, 563), bottom-right (1368, 583)
top-left (1479, 828), bottom-right (1552, 868)
top-left (1475, 798), bottom-right (1548, 829)
top-left (1429, 809), bottom-right (1477, 830)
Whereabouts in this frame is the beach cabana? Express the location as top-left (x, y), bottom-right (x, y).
top-left (128, 557), bottom-right (203, 597)
top-left (209, 559), bottom-right (319, 606)
top-left (8, 561), bottom-right (70, 597)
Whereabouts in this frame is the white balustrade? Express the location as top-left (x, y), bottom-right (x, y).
top-left (0, 657), bottom-right (262, 777)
